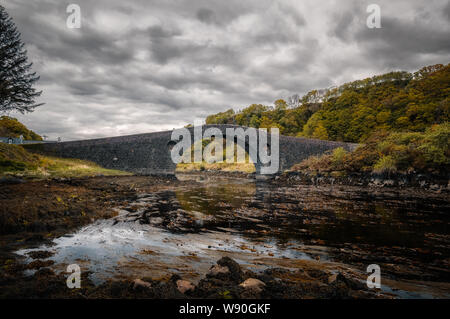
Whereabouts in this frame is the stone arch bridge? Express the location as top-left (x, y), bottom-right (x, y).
top-left (24, 125), bottom-right (356, 176)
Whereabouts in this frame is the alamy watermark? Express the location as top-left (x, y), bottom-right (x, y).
top-left (366, 4), bottom-right (382, 29)
top-left (66, 4), bottom-right (381, 30)
top-left (66, 264), bottom-right (81, 289)
top-left (366, 264), bottom-right (381, 289)
top-left (170, 125), bottom-right (279, 175)
top-left (66, 4), bottom-right (81, 29)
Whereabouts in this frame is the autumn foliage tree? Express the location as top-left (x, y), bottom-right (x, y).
top-left (0, 5), bottom-right (42, 113)
top-left (205, 63), bottom-right (450, 143)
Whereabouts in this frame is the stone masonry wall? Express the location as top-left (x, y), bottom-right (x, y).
top-left (24, 125), bottom-right (355, 176)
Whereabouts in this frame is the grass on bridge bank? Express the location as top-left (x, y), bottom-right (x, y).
top-left (291, 123), bottom-right (450, 175)
top-left (176, 161), bottom-right (255, 173)
top-left (0, 143), bottom-right (131, 179)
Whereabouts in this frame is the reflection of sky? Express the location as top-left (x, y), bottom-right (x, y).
top-left (16, 207), bottom-right (312, 284)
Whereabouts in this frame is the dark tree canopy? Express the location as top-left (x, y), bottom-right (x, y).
top-left (0, 5), bottom-right (42, 113)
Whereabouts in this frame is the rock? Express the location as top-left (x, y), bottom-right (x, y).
top-left (176, 279), bottom-right (195, 294)
top-left (239, 278), bottom-right (265, 292)
top-left (371, 178), bottom-right (382, 186)
top-left (208, 264), bottom-right (230, 276)
top-left (26, 259), bottom-right (54, 269)
top-left (217, 257), bottom-right (244, 282)
top-left (328, 273), bottom-right (339, 284)
top-left (133, 279), bottom-right (152, 290)
top-left (0, 176), bottom-right (24, 185)
top-left (328, 272), bottom-right (365, 290)
top-left (206, 257), bottom-right (244, 283)
top-left (383, 180), bottom-right (395, 187)
top-left (27, 250), bottom-right (54, 260)
top-left (430, 184), bottom-right (440, 191)
top-left (34, 267), bottom-right (55, 278)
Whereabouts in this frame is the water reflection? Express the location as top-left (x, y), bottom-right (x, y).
top-left (174, 174), bottom-right (449, 254)
top-left (175, 179), bottom-right (256, 215)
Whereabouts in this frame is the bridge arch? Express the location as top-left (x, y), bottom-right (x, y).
top-left (168, 125), bottom-right (265, 174)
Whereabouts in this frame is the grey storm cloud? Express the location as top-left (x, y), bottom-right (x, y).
top-left (1, 0), bottom-right (449, 140)
top-left (355, 17), bottom-right (450, 69)
top-left (196, 8), bottom-right (217, 25)
top-left (445, 1), bottom-right (450, 20)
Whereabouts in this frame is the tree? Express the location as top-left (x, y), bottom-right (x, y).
top-left (205, 109), bottom-right (235, 124)
top-left (312, 123), bottom-right (328, 140)
top-left (0, 115), bottom-right (42, 140)
top-left (203, 63), bottom-right (449, 142)
top-left (274, 99), bottom-right (287, 110)
top-left (0, 5), bottom-right (42, 113)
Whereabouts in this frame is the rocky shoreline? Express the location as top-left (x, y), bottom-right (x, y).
top-left (173, 169), bottom-right (450, 193)
top-left (0, 174), bottom-right (449, 299)
top-left (276, 171), bottom-right (450, 192)
top-left (0, 254), bottom-right (386, 299)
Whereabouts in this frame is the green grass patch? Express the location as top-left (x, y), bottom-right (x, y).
top-left (176, 161), bottom-right (255, 173)
top-left (0, 143), bottom-right (40, 173)
top-left (0, 143), bottom-right (131, 178)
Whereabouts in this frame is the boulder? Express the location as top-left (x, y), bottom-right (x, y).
top-left (176, 279), bottom-right (195, 294)
top-left (133, 279), bottom-right (152, 290)
top-left (208, 264), bottom-right (230, 276)
top-left (216, 257), bottom-right (244, 282)
top-left (239, 278), bottom-right (266, 292)
top-left (328, 273), bottom-right (339, 284)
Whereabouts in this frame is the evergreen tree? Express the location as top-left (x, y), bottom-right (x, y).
top-left (0, 5), bottom-right (42, 113)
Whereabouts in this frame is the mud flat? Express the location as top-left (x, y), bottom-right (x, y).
top-left (0, 174), bottom-right (449, 298)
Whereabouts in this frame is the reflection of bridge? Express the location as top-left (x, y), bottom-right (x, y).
top-left (24, 125), bottom-right (356, 176)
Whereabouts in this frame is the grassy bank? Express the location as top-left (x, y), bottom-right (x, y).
top-left (176, 161), bottom-right (255, 173)
top-left (0, 143), bottom-right (131, 179)
top-left (292, 123), bottom-right (449, 175)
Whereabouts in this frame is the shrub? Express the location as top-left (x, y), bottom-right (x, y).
top-left (291, 154), bottom-right (331, 172)
top-left (343, 144), bottom-right (380, 172)
top-left (292, 123), bottom-right (449, 174)
top-left (418, 123), bottom-right (450, 166)
top-left (331, 147), bottom-right (347, 169)
top-left (373, 156), bottom-right (397, 174)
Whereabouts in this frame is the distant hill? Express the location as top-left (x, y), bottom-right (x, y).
top-left (0, 116), bottom-right (42, 141)
top-left (205, 63), bottom-right (450, 143)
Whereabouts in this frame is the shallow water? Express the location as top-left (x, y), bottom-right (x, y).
top-left (18, 217), bottom-right (315, 284)
top-left (16, 174), bottom-right (450, 297)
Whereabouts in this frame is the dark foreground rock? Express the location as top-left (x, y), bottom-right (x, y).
top-left (0, 257), bottom-right (383, 299)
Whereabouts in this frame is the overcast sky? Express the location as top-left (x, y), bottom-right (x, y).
top-left (2, 0), bottom-right (450, 140)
